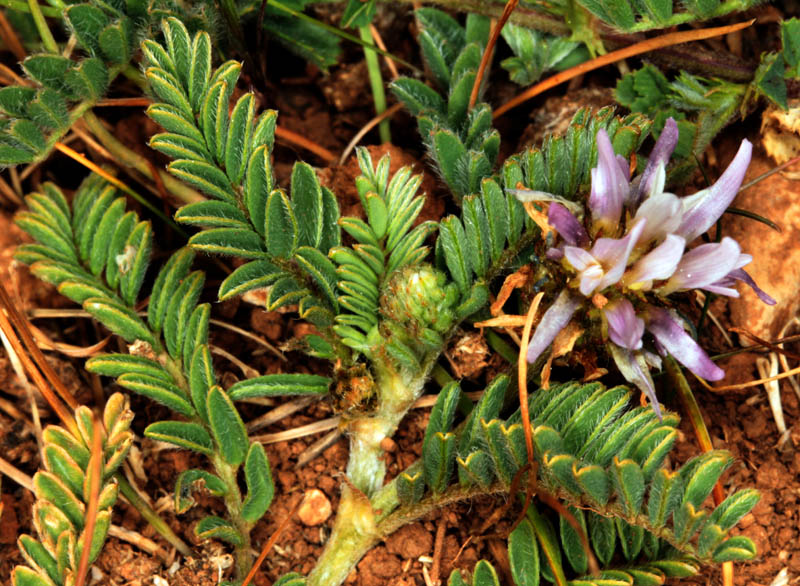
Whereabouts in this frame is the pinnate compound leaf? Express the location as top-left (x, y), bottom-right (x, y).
top-left (241, 442), bottom-right (274, 522)
top-left (207, 386), bottom-right (249, 467)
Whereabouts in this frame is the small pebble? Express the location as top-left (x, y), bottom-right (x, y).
top-left (298, 489), bottom-right (332, 526)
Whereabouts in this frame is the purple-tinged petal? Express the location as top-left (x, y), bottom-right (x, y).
top-left (616, 154), bottom-right (630, 180)
top-left (604, 298), bottom-right (644, 350)
top-left (589, 129), bottom-right (629, 234)
top-left (592, 219), bottom-right (646, 291)
top-left (676, 139), bottom-right (753, 242)
top-left (623, 234), bottom-right (685, 289)
top-left (527, 290), bottom-right (580, 364)
top-left (607, 344), bottom-right (662, 419)
top-left (633, 191), bottom-right (682, 244)
top-left (546, 247), bottom-right (564, 260)
top-left (634, 118), bottom-right (679, 207)
top-left (701, 283), bottom-right (740, 298)
top-left (645, 307), bottom-right (724, 381)
top-left (726, 268), bottom-right (776, 305)
top-left (660, 237), bottom-right (741, 294)
top-left (548, 203), bottom-right (589, 246)
top-left (563, 246), bottom-right (597, 272)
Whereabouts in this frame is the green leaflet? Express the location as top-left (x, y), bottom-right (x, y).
top-left (241, 443), bottom-right (274, 522)
top-left (144, 421), bottom-right (214, 455)
top-left (207, 386), bottom-right (249, 467)
top-left (509, 519), bottom-right (540, 586)
top-left (291, 162), bottom-right (324, 248)
top-left (265, 189), bottom-right (299, 257)
top-left (148, 247), bottom-right (195, 334)
top-left (218, 259), bottom-right (282, 300)
top-left (195, 516), bottom-right (244, 547)
top-left (174, 469), bottom-right (227, 514)
top-left (228, 374), bottom-right (330, 400)
top-left (84, 298), bottom-right (154, 345)
top-left (14, 394), bottom-right (132, 586)
top-left (117, 373), bottom-right (195, 417)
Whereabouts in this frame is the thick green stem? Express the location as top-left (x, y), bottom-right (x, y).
top-left (306, 484), bottom-right (382, 586)
top-left (0, 0), bottom-right (60, 17)
top-left (82, 111), bottom-right (205, 206)
top-left (27, 0), bottom-right (58, 53)
top-left (359, 26), bottom-right (391, 144)
top-left (212, 455), bottom-right (252, 580)
top-left (344, 366), bottom-right (427, 495)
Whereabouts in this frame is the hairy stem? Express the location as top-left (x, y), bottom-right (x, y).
top-left (213, 455), bottom-right (253, 580)
top-left (344, 365), bottom-right (428, 495)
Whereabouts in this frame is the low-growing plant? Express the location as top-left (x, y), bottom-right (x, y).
top-left (4, 1), bottom-right (790, 585)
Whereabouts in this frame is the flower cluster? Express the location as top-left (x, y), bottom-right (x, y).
top-left (516, 118), bottom-right (774, 416)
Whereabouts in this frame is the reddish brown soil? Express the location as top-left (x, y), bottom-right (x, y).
top-left (0, 6), bottom-right (798, 586)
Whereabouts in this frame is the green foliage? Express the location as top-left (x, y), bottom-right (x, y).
top-left (392, 9), bottom-right (498, 200)
top-left (508, 106), bottom-right (651, 197)
top-left (783, 18), bottom-right (800, 78)
top-left (500, 23), bottom-right (587, 86)
top-left (12, 394), bottom-right (133, 586)
top-left (261, 0), bottom-right (342, 71)
top-left (14, 175), bottom-right (275, 552)
top-left (570, 0), bottom-right (760, 33)
top-left (398, 378), bottom-right (758, 584)
top-left (0, 1), bottom-right (215, 167)
top-left (144, 18), bottom-right (343, 331)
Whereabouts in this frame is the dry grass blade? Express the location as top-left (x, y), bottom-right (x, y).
top-left (0, 285), bottom-right (79, 436)
top-left (246, 396), bottom-right (316, 432)
top-left (241, 496), bottom-right (304, 586)
top-left (0, 454), bottom-right (167, 560)
top-left (469, 0), bottom-right (520, 110)
top-left (494, 20), bottom-right (755, 118)
top-left (295, 428), bottom-right (342, 468)
top-left (275, 125), bottom-right (336, 163)
top-left (209, 318), bottom-right (285, 361)
top-left (370, 24), bottom-right (400, 80)
top-left (74, 413), bottom-right (104, 586)
top-left (518, 292), bottom-right (543, 464)
top-left (0, 10), bottom-right (26, 60)
top-left (338, 102), bottom-right (403, 165)
top-left (253, 417), bottom-right (340, 444)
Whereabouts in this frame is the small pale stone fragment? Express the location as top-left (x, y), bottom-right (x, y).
top-left (297, 489), bottom-right (332, 526)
